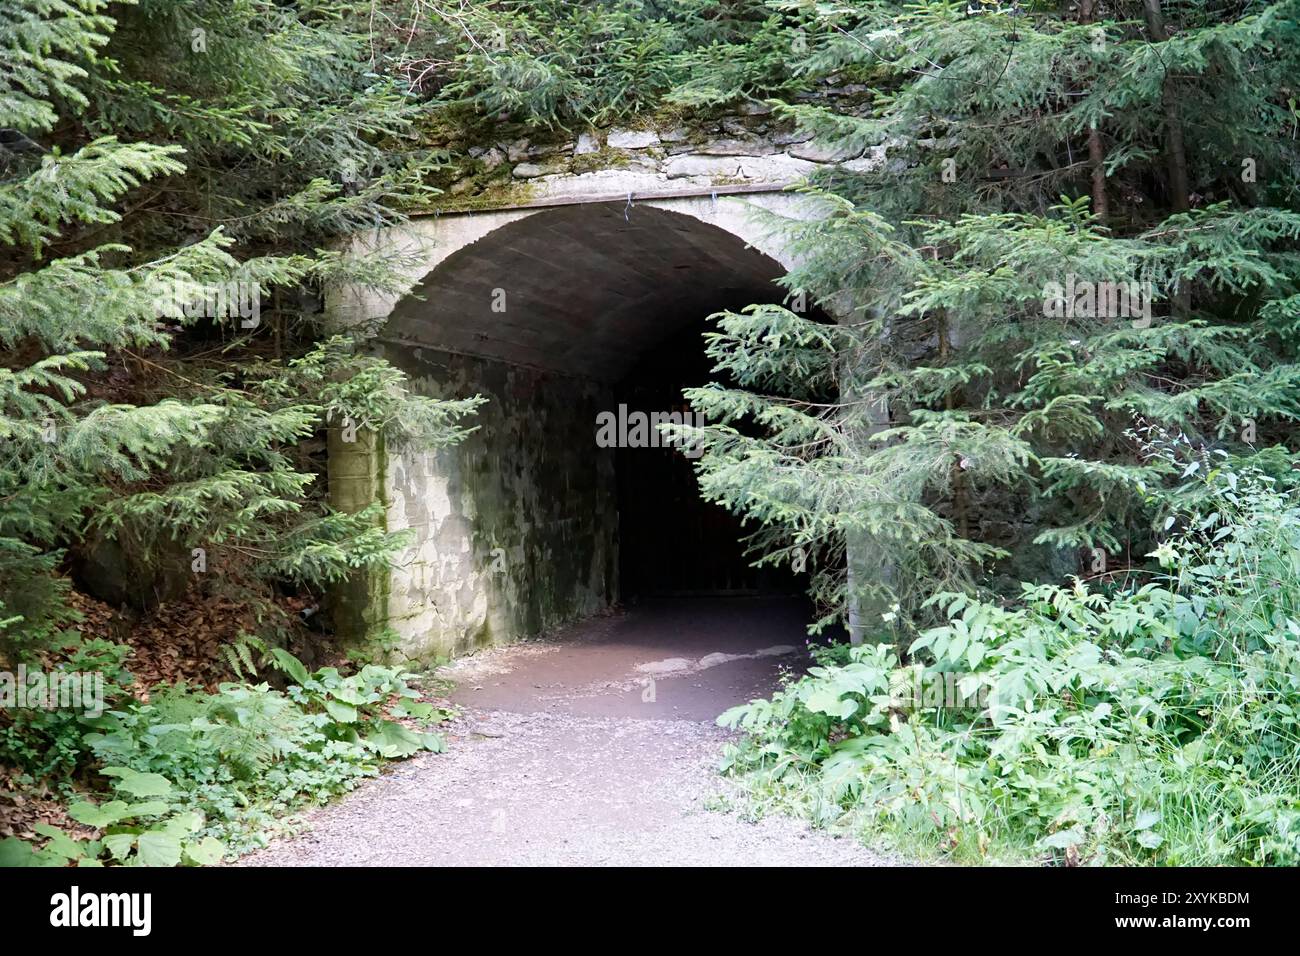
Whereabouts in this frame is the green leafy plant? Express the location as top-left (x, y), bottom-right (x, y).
top-left (0, 637), bottom-right (133, 780)
top-left (279, 654), bottom-right (450, 757)
top-left (2, 642), bottom-right (453, 863)
top-left (720, 449), bottom-right (1300, 865)
top-left (0, 768), bottom-right (224, 867)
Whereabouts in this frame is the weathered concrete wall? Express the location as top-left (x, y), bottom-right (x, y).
top-left (328, 425), bottom-right (390, 643)
top-left (328, 104), bottom-right (893, 331)
top-left (330, 191), bottom-right (833, 333)
top-left (375, 347), bottom-right (617, 662)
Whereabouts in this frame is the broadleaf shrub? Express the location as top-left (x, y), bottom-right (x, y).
top-left (2, 650), bottom-right (450, 863)
top-left (719, 453), bottom-right (1300, 865)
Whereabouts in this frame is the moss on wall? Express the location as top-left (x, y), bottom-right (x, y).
top-left (372, 346), bottom-right (618, 661)
top-left (326, 425), bottom-right (393, 648)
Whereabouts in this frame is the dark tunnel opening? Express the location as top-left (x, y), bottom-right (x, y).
top-left (614, 311), bottom-right (810, 601)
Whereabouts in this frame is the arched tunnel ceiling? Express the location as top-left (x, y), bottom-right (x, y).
top-left (380, 203), bottom-right (789, 381)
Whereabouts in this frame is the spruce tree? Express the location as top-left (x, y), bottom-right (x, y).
top-left (0, 0), bottom-right (481, 663)
top-left (674, 0), bottom-right (1300, 634)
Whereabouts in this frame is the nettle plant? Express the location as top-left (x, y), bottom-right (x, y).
top-left (0, 636), bottom-right (133, 780)
top-left (720, 445), bottom-right (1300, 865)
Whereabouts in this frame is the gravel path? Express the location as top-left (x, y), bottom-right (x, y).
top-left (243, 599), bottom-right (897, 867)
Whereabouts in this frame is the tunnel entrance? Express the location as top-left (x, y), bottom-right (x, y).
top-left (357, 198), bottom-right (819, 658)
top-left (614, 315), bottom-right (803, 598)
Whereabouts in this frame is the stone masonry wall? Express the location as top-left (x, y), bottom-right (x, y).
top-left (430, 100), bottom-right (889, 212)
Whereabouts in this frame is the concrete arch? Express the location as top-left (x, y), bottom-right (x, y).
top-left (329, 191), bottom-right (833, 660)
top-left (330, 189), bottom-right (829, 332)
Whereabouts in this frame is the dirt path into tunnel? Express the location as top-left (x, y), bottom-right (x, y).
top-left (243, 598), bottom-right (897, 867)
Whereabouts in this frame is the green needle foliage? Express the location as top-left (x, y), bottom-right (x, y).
top-left (380, 0), bottom-right (816, 129)
top-left (673, 0), bottom-right (1300, 630)
top-left (0, 0), bottom-right (481, 663)
top-left (4, 0), bottom-right (1300, 869)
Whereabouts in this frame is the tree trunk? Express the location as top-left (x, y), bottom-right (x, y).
top-left (938, 310), bottom-right (970, 540)
top-left (1079, 0), bottom-right (1109, 223)
top-left (1142, 0), bottom-right (1191, 212)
